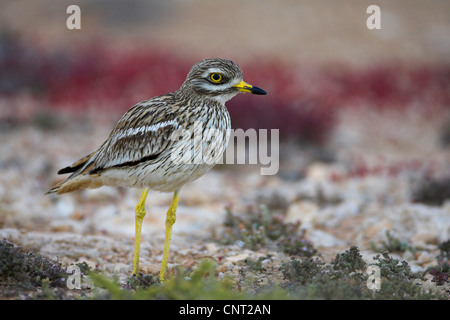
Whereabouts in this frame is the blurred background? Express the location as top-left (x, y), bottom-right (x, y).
top-left (0, 0), bottom-right (449, 294)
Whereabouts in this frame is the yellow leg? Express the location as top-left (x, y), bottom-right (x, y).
top-left (132, 187), bottom-right (149, 275)
top-left (160, 189), bottom-right (180, 283)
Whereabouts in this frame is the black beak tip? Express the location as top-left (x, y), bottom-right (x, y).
top-left (251, 86), bottom-right (267, 95)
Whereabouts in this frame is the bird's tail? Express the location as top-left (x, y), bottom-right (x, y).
top-left (46, 151), bottom-right (97, 194)
top-left (46, 180), bottom-right (65, 194)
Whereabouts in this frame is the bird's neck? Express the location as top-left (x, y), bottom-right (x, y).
top-left (175, 87), bottom-right (230, 108)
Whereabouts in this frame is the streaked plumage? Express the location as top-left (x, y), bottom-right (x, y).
top-left (47, 58), bottom-right (267, 281)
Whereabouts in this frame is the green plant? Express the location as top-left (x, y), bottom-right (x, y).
top-left (280, 247), bottom-right (442, 299)
top-left (0, 238), bottom-right (67, 289)
top-left (218, 204), bottom-right (317, 257)
top-left (425, 241), bottom-right (449, 286)
top-left (372, 250), bottom-right (421, 281)
top-left (126, 272), bottom-right (159, 290)
top-left (331, 246), bottom-right (367, 274)
top-left (437, 239), bottom-right (450, 263)
top-left (90, 260), bottom-right (289, 300)
top-left (370, 231), bottom-right (416, 253)
top-left (281, 257), bottom-right (324, 285)
top-left (277, 236), bottom-right (317, 257)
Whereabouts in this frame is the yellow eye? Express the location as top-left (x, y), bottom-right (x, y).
top-left (209, 73), bottom-right (223, 83)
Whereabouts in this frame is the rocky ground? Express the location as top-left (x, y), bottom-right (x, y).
top-left (0, 107), bottom-right (449, 299)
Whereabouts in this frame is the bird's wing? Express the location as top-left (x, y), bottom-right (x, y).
top-left (57, 151), bottom-right (96, 175)
top-left (82, 96), bottom-right (182, 175)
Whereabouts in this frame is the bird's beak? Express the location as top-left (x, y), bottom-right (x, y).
top-left (233, 80), bottom-right (267, 95)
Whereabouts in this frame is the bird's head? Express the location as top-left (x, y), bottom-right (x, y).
top-left (179, 58), bottom-right (267, 104)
